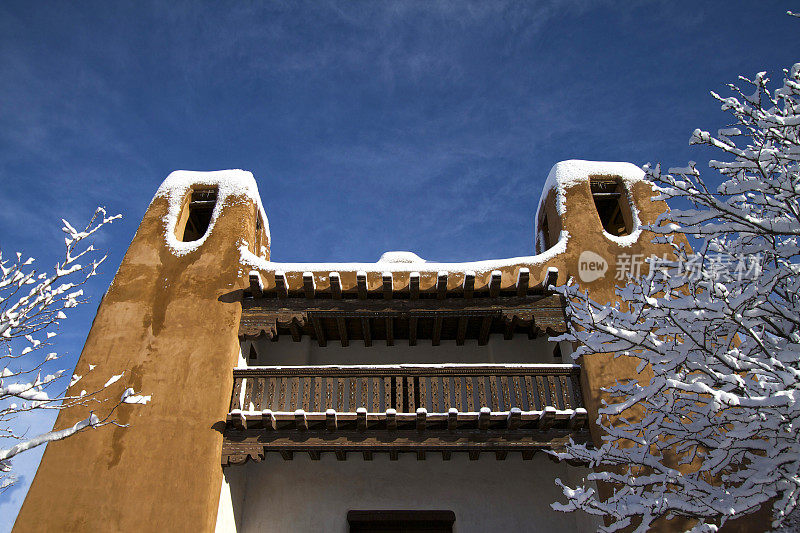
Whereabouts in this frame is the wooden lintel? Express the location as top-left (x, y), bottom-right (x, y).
top-left (385, 317), bottom-right (394, 346)
top-left (432, 316), bottom-right (442, 346)
top-left (312, 316), bottom-right (326, 347)
top-left (489, 270), bottom-right (501, 298)
top-left (410, 272), bottom-right (420, 300)
top-left (437, 272), bottom-right (448, 300)
top-left (303, 272), bottom-right (315, 299)
top-left (463, 271), bottom-right (475, 299)
top-left (456, 317), bottom-right (468, 346)
top-left (357, 271), bottom-right (368, 300)
top-left (280, 450), bottom-right (293, 461)
top-left (275, 271), bottom-right (288, 299)
top-left (409, 317), bottom-right (418, 346)
top-left (336, 317), bottom-right (348, 347)
top-left (478, 316), bottom-right (492, 346)
top-left (249, 271), bottom-right (264, 298)
top-left (516, 268), bottom-right (529, 297)
top-left (330, 272), bottom-right (342, 300)
top-left (361, 318), bottom-right (372, 347)
top-left (382, 272), bottom-right (393, 300)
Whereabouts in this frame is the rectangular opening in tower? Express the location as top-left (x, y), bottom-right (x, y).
top-left (182, 187), bottom-right (218, 242)
top-left (590, 176), bottom-right (631, 236)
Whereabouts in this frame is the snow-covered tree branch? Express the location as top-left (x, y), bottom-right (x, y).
top-left (551, 63), bottom-right (800, 532)
top-left (0, 208), bottom-right (149, 492)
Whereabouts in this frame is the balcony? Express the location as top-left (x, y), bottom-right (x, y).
top-left (222, 363), bottom-right (588, 464)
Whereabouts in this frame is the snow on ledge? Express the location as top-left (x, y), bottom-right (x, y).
top-left (377, 251), bottom-right (426, 263)
top-left (154, 169), bottom-right (270, 257)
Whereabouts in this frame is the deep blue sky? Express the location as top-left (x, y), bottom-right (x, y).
top-left (0, 1), bottom-right (798, 528)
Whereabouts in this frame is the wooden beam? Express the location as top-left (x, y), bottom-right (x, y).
top-left (312, 316), bottom-right (326, 347)
top-left (280, 450), bottom-right (294, 461)
top-left (478, 316), bottom-right (492, 346)
top-left (409, 272), bottom-right (420, 300)
top-left (504, 318), bottom-right (515, 340)
top-left (362, 451), bottom-right (373, 461)
top-left (416, 451), bottom-right (426, 461)
top-left (478, 407), bottom-right (490, 430)
top-left (361, 318), bottom-right (372, 347)
top-left (456, 316), bottom-right (468, 346)
top-left (570, 408), bottom-right (588, 430)
top-left (416, 408), bottom-right (427, 431)
top-left (463, 271), bottom-right (475, 299)
top-left (507, 408), bottom-right (521, 430)
top-left (357, 271), bottom-right (368, 300)
top-left (261, 410), bottom-right (275, 430)
top-left (295, 410), bottom-right (308, 431)
top-left (249, 271), bottom-right (263, 298)
top-left (326, 409), bottom-right (337, 431)
top-left (442, 451), bottom-right (451, 461)
top-left (409, 317), bottom-right (418, 346)
top-left (335, 451), bottom-right (347, 461)
top-left (522, 450), bottom-right (535, 460)
top-left (468, 451), bottom-right (480, 461)
top-left (382, 272), bottom-right (393, 300)
top-left (437, 271), bottom-right (448, 300)
top-left (386, 409), bottom-right (397, 431)
top-left (303, 272), bottom-right (315, 299)
top-left (495, 451), bottom-right (508, 460)
top-left (432, 316), bottom-right (442, 346)
top-left (330, 271), bottom-right (342, 299)
top-left (541, 267), bottom-right (558, 291)
top-left (516, 268), bottom-right (529, 297)
top-left (448, 408), bottom-right (458, 430)
top-left (336, 317), bottom-right (348, 347)
top-left (308, 451), bottom-right (321, 460)
top-left (489, 270), bottom-right (501, 298)
top-left (385, 317), bottom-right (394, 346)
top-left (230, 410), bottom-right (247, 430)
top-left (357, 408), bottom-right (367, 431)
top-left (289, 322), bottom-right (302, 342)
top-left (539, 406), bottom-right (556, 430)
top-left (274, 271), bottom-right (288, 299)
top-left (389, 451), bottom-right (399, 461)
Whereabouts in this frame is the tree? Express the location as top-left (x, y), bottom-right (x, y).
top-left (0, 208), bottom-right (149, 491)
top-left (550, 62), bottom-right (800, 532)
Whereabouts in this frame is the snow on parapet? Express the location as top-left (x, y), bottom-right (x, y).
top-left (377, 251), bottom-right (426, 264)
top-left (154, 169), bottom-right (270, 257)
top-left (535, 160), bottom-right (646, 249)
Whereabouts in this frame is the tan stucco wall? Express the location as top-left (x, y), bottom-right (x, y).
top-left (14, 192), bottom-right (258, 532)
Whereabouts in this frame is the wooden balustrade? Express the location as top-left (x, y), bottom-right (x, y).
top-left (230, 364), bottom-right (583, 414)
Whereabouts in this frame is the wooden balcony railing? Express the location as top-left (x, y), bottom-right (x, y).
top-left (222, 364), bottom-right (588, 464)
top-left (230, 364), bottom-right (583, 414)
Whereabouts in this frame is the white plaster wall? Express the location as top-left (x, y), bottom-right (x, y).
top-left (244, 335), bottom-right (568, 366)
top-left (216, 453), bottom-right (600, 533)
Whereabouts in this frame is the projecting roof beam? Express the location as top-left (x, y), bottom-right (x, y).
top-left (409, 271), bottom-right (420, 300)
top-left (274, 271), bottom-right (288, 299)
top-left (357, 271), bottom-right (368, 300)
top-left (330, 271), bottom-right (342, 300)
top-left (249, 271), bottom-right (264, 298)
top-left (463, 271), bottom-right (475, 299)
top-left (489, 270), bottom-right (502, 298)
top-left (303, 272), bottom-right (315, 299)
top-left (437, 271), bottom-right (448, 300)
top-left (382, 272), bottom-right (393, 300)
top-left (516, 268), bottom-right (529, 297)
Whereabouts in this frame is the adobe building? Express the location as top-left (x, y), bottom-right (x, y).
top-left (14, 160), bottom-right (679, 532)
